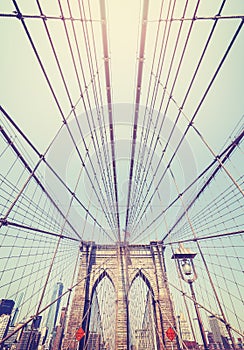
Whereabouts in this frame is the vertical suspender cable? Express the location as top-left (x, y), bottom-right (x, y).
top-left (124, 0), bottom-right (149, 237)
top-left (100, 0), bottom-right (121, 242)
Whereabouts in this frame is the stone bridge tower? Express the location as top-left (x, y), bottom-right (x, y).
top-left (62, 241), bottom-right (179, 350)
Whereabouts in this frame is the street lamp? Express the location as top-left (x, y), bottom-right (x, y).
top-left (172, 243), bottom-right (209, 350)
top-left (177, 315), bottom-right (183, 350)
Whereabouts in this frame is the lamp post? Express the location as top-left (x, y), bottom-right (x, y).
top-left (177, 315), bottom-right (183, 350)
top-left (172, 244), bottom-right (209, 350)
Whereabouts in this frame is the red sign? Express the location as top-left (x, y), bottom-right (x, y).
top-left (166, 327), bottom-right (175, 341)
top-left (75, 327), bottom-right (85, 341)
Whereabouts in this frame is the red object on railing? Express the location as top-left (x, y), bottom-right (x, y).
top-left (75, 327), bottom-right (85, 341)
top-left (166, 327), bottom-right (175, 341)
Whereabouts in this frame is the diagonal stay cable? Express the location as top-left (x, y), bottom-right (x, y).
top-left (129, 0), bottom-right (201, 230)
top-left (0, 123), bottom-right (81, 240)
top-left (167, 165), bottom-right (240, 349)
top-left (130, 0), bottom-right (225, 224)
top-left (164, 230), bottom-right (244, 246)
top-left (12, 0), bottom-right (116, 235)
top-left (166, 279), bottom-right (243, 338)
top-left (35, 0), bottom-right (117, 233)
top-left (75, 0), bottom-right (117, 227)
top-left (72, 3), bottom-right (118, 231)
top-left (132, 128), bottom-right (243, 243)
top-left (129, 0), bottom-right (190, 226)
top-left (76, 0), bottom-right (117, 224)
top-left (1, 2), bottom-right (110, 207)
top-left (0, 220), bottom-right (80, 242)
top-left (0, 106), bottom-right (114, 241)
top-left (130, 0), bottom-right (175, 231)
top-left (130, 0), bottom-right (229, 229)
top-left (130, 15), bottom-right (243, 233)
top-left (0, 252), bottom-right (115, 346)
top-left (161, 142), bottom-right (244, 242)
top-left (16, 2), bottom-right (115, 235)
top-left (33, 157), bottom-right (93, 320)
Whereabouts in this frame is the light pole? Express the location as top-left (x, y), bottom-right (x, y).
top-left (177, 315), bottom-right (183, 350)
top-left (172, 243), bottom-right (209, 350)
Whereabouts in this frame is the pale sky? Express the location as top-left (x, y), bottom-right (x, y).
top-left (0, 0), bottom-right (243, 340)
top-left (1, 0), bottom-right (243, 244)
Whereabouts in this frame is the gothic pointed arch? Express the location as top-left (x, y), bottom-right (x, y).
top-left (128, 269), bottom-right (158, 349)
top-left (82, 269), bottom-right (116, 350)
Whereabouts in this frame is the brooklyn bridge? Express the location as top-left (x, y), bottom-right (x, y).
top-left (0, 0), bottom-right (243, 349)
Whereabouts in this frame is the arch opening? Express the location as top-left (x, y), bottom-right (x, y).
top-left (128, 273), bottom-right (158, 349)
top-left (85, 273), bottom-right (116, 350)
